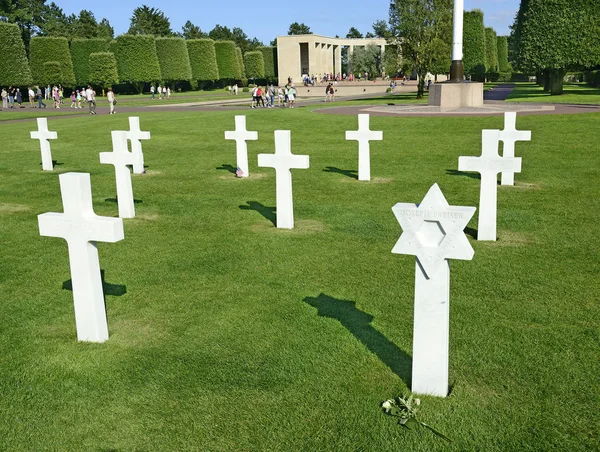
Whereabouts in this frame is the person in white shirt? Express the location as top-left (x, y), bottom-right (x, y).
top-left (157, 85), bottom-right (163, 99)
top-left (28, 87), bottom-right (35, 108)
top-left (107, 88), bottom-right (116, 114)
top-left (86, 85), bottom-right (96, 115)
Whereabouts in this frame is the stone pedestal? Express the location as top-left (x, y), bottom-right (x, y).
top-left (428, 82), bottom-right (484, 108)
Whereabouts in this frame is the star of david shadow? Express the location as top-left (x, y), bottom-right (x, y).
top-left (303, 293), bottom-right (411, 386)
top-left (239, 201), bottom-right (276, 226)
top-left (216, 163), bottom-right (237, 174)
top-left (323, 166), bottom-right (358, 180)
top-left (104, 197), bottom-right (144, 204)
top-left (62, 270), bottom-right (127, 297)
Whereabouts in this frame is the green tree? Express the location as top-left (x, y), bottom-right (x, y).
top-left (214, 40), bottom-right (238, 80)
top-left (235, 47), bottom-right (244, 79)
top-left (497, 35), bottom-right (510, 72)
top-left (155, 37), bottom-right (192, 84)
top-left (72, 10), bottom-right (98, 38)
top-left (29, 36), bottom-right (75, 85)
top-left (346, 27), bottom-right (363, 38)
top-left (350, 44), bottom-right (380, 76)
top-left (88, 51), bottom-right (118, 89)
top-left (71, 37), bottom-right (109, 85)
top-left (181, 20), bottom-right (206, 39)
top-left (372, 19), bottom-right (391, 38)
top-left (97, 18), bottom-right (114, 38)
top-left (389, 0), bottom-right (453, 98)
top-left (463, 9), bottom-right (486, 81)
top-left (208, 24), bottom-right (234, 41)
top-left (244, 51), bottom-right (264, 79)
top-left (511, 0), bottom-right (600, 95)
top-left (112, 34), bottom-right (161, 92)
top-left (257, 46), bottom-right (276, 78)
top-left (0, 0), bottom-right (46, 52)
top-left (484, 27), bottom-right (498, 73)
top-left (128, 5), bottom-right (172, 36)
top-left (187, 38), bottom-right (219, 81)
top-left (287, 22), bottom-right (311, 35)
top-left (0, 22), bottom-right (32, 86)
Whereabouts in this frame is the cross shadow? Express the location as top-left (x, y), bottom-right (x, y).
top-left (239, 201), bottom-right (276, 226)
top-left (62, 270), bottom-right (127, 297)
top-left (303, 293), bottom-right (412, 386)
top-left (445, 169), bottom-right (480, 180)
top-left (464, 226), bottom-right (478, 240)
top-left (40, 160), bottom-right (63, 166)
top-left (105, 197), bottom-right (144, 204)
top-left (323, 166), bottom-right (358, 180)
top-left (216, 163), bottom-right (237, 174)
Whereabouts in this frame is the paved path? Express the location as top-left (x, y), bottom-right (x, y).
top-left (484, 83), bottom-right (515, 101)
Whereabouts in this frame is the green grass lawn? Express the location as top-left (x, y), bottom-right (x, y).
top-left (1, 108), bottom-right (599, 450)
top-left (507, 82), bottom-right (600, 104)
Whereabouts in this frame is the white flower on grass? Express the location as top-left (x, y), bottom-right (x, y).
top-left (382, 400), bottom-right (394, 411)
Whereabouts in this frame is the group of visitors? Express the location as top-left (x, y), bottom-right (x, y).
top-left (227, 84), bottom-right (239, 95)
top-left (324, 83), bottom-right (336, 102)
top-left (150, 84), bottom-right (171, 100)
top-left (1, 87), bottom-right (24, 108)
top-left (250, 84), bottom-right (297, 108)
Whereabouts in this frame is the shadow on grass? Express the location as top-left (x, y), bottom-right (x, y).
top-left (464, 226), bottom-right (478, 240)
top-left (216, 163), bottom-right (236, 174)
top-left (62, 269), bottom-right (127, 297)
top-left (446, 169), bottom-right (481, 180)
top-left (304, 293), bottom-right (411, 386)
top-left (40, 160), bottom-right (63, 167)
top-left (239, 201), bottom-right (276, 226)
top-left (323, 166), bottom-right (358, 180)
top-left (104, 197), bottom-right (143, 204)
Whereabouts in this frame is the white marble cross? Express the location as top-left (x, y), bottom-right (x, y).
top-left (38, 172), bottom-right (124, 343)
top-left (100, 131), bottom-right (137, 218)
top-left (30, 118), bottom-right (58, 171)
top-left (125, 116), bottom-right (150, 174)
top-left (345, 114), bottom-right (383, 181)
top-left (257, 130), bottom-right (309, 229)
top-left (392, 183), bottom-right (475, 397)
top-left (224, 115), bottom-right (258, 177)
top-left (459, 130), bottom-right (522, 241)
top-left (499, 112), bottom-right (531, 186)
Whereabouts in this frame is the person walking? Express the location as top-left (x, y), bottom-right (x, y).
top-left (86, 85), bottom-right (96, 115)
top-left (76, 89), bottom-right (82, 108)
top-left (28, 87), bottom-right (35, 107)
top-left (107, 88), bottom-right (116, 114)
top-left (15, 88), bottom-right (22, 107)
top-left (1, 88), bottom-right (7, 109)
top-left (8, 86), bottom-right (15, 108)
top-left (36, 85), bottom-right (46, 108)
top-left (150, 84), bottom-right (155, 99)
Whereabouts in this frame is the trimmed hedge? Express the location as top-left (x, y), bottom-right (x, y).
top-left (584, 70), bottom-right (600, 87)
top-left (0, 23), bottom-right (32, 86)
top-left (187, 39), bottom-right (219, 81)
top-left (257, 46), bottom-right (276, 78)
top-left (497, 36), bottom-right (509, 72)
top-left (155, 37), bottom-right (192, 82)
top-left (235, 47), bottom-right (244, 79)
top-left (88, 52), bottom-right (119, 88)
top-left (71, 38), bottom-right (110, 85)
top-left (214, 41), bottom-right (239, 79)
top-left (484, 28), bottom-right (498, 72)
top-left (30, 37), bottom-right (76, 86)
top-left (43, 61), bottom-right (62, 86)
top-left (244, 51), bottom-right (265, 79)
top-left (112, 34), bottom-right (161, 91)
top-left (463, 10), bottom-right (486, 81)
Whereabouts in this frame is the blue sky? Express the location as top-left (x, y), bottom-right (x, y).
top-left (56, 0), bottom-right (521, 43)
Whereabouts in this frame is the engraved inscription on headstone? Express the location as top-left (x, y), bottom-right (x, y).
top-left (225, 115), bottom-right (258, 178)
top-left (257, 130), bottom-right (309, 229)
top-left (458, 129), bottom-right (521, 241)
top-left (392, 183), bottom-right (475, 397)
top-left (30, 118), bottom-right (58, 171)
top-left (345, 114), bottom-right (383, 181)
top-left (38, 172), bottom-right (124, 343)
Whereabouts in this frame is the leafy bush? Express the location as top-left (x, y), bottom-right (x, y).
top-left (71, 38), bottom-right (110, 85)
top-left (0, 23), bottom-right (32, 86)
top-left (498, 71), bottom-right (512, 82)
top-left (484, 28), bottom-right (498, 72)
top-left (88, 52), bottom-right (119, 88)
top-left (497, 36), bottom-right (509, 72)
top-left (43, 61), bottom-right (62, 86)
top-left (463, 10), bottom-right (486, 81)
top-left (257, 46), bottom-right (276, 78)
top-left (187, 39), bottom-right (219, 81)
top-left (30, 37), bottom-right (75, 86)
top-left (244, 51), bottom-right (265, 79)
top-left (242, 87), bottom-right (249, 92)
top-left (155, 37), bottom-right (192, 82)
top-left (214, 41), bottom-right (238, 80)
top-left (235, 47), bottom-right (244, 79)
top-left (112, 34), bottom-right (161, 92)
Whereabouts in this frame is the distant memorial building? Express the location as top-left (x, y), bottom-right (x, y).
top-left (277, 34), bottom-right (387, 82)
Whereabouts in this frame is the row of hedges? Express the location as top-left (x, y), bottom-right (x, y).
top-left (30, 36), bottom-right (76, 86)
top-left (155, 37), bottom-right (192, 82)
top-left (187, 39), bottom-right (219, 81)
top-left (0, 23), bottom-right (32, 86)
top-left (71, 38), bottom-right (109, 85)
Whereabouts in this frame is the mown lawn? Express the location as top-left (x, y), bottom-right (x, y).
top-left (0, 108), bottom-right (598, 450)
top-left (507, 82), bottom-right (600, 104)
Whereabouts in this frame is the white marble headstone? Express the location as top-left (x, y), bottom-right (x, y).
top-left (345, 114), bottom-right (383, 181)
top-left (458, 129), bottom-right (521, 241)
top-left (126, 116), bottom-right (150, 174)
top-left (499, 112), bottom-right (531, 186)
top-left (38, 172), bottom-right (124, 343)
top-left (257, 130), bottom-right (309, 229)
top-left (30, 118), bottom-right (57, 171)
top-left (225, 115), bottom-right (258, 177)
top-left (100, 131), bottom-right (137, 218)
top-left (392, 183), bottom-right (475, 397)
